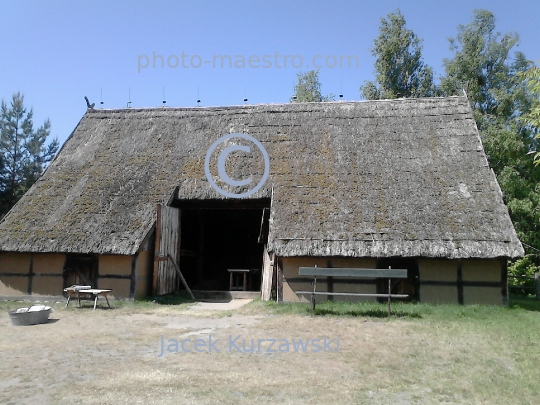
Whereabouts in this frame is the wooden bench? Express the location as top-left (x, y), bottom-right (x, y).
top-left (296, 266), bottom-right (408, 316)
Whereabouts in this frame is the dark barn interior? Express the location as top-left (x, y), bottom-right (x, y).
top-left (175, 199), bottom-right (270, 291)
top-left (376, 258), bottom-right (420, 302)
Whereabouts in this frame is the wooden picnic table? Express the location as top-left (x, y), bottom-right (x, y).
top-left (64, 287), bottom-right (112, 310)
top-left (228, 269), bottom-right (260, 291)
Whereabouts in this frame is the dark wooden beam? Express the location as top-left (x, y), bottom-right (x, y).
top-left (175, 198), bottom-right (271, 210)
top-left (286, 276), bottom-right (377, 285)
top-left (299, 267), bottom-right (408, 278)
top-left (457, 260), bottom-right (464, 305)
top-left (27, 254), bottom-right (34, 295)
top-left (501, 259), bottom-right (508, 307)
top-left (197, 210), bottom-right (205, 288)
top-left (277, 258), bottom-right (283, 302)
top-left (98, 274), bottom-right (133, 280)
top-left (130, 254), bottom-right (138, 299)
top-left (421, 280), bottom-right (501, 288)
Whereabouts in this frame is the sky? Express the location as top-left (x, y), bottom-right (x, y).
top-left (1, 0), bottom-right (539, 147)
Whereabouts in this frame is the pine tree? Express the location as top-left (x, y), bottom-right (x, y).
top-left (0, 92), bottom-right (58, 217)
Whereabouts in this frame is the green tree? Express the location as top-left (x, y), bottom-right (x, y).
top-left (291, 70), bottom-right (334, 102)
top-left (360, 10), bottom-right (437, 100)
top-left (519, 65), bottom-right (540, 163)
top-left (440, 9), bottom-right (532, 123)
top-left (441, 10), bottom-right (540, 278)
top-left (0, 92), bottom-right (59, 217)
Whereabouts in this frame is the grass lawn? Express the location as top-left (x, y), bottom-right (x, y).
top-left (0, 295), bottom-right (539, 404)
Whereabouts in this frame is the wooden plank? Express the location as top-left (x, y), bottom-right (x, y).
top-left (166, 253), bottom-right (195, 300)
top-left (152, 204), bottom-right (162, 295)
top-left (296, 291), bottom-right (409, 298)
top-left (178, 199), bottom-right (270, 210)
top-left (260, 247), bottom-right (273, 301)
top-left (298, 267), bottom-right (407, 278)
top-left (73, 267), bottom-right (93, 286)
top-left (277, 258), bottom-right (283, 302)
top-left (154, 205), bottom-right (181, 295)
top-left (258, 207), bottom-right (268, 244)
top-left (177, 208), bottom-right (182, 291)
top-left (310, 275), bottom-right (317, 316)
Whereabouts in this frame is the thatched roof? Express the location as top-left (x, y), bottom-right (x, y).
top-left (0, 97), bottom-right (523, 259)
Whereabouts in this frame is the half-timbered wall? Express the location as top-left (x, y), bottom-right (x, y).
top-left (0, 253), bottom-right (64, 295)
top-left (281, 257), bottom-right (378, 302)
top-left (281, 257), bottom-right (506, 305)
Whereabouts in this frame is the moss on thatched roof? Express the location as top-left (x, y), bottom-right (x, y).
top-left (0, 97), bottom-right (523, 259)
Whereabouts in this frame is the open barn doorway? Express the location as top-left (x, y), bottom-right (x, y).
top-left (173, 199), bottom-right (271, 292)
top-left (376, 258), bottom-right (420, 302)
top-left (63, 254), bottom-right (98, 290)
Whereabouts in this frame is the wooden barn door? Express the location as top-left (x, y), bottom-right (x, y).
top-left (63, 255), bottom-right (98, 289)
top-left (153, 204), bottom-right (181, 296)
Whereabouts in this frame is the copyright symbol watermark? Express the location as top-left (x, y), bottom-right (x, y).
top-left (204, 133), bottom-right (270, 198)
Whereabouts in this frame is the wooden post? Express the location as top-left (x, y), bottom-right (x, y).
top-left (534, 272), bottom-right (540, 301)
top-left (388, 278), bottom-right (391, 317)
top-left (310, 264), bottom-right (318, 317)
top-left (277, 259), bottom-right (283, 302)
top-left (311, 276), bottom-right (317, 317)
top-left (167, 253), bottom-right (195, 300)
top-left (387, 266), bottom-right (392, 317)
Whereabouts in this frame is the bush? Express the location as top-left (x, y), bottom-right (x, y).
top-left (508, 254), bottom-right (540, 295)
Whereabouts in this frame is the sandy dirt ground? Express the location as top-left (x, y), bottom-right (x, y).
top-left (0, 299), bottom-right (430, 405)
top-left (2, 298), bottom-right (525, 405)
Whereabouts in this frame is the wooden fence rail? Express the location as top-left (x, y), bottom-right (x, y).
top-left (508, 272), bottom-right (540, 300)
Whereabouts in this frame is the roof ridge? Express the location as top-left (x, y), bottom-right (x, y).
top-left (85, 96), bottom-right (467, 113)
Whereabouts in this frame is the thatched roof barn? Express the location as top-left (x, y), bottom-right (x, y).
top-left (0, 96), bottom-right (523, 305)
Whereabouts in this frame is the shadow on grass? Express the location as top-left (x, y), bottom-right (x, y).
top-left (269, 301), bottom-right (424, 319)
top-left (68, 304), bottom-right (116, 310)
top-left (137, 293), bottom-right (197, 306)
top-left (509, 294), bottom-right (540, 312)
top-left (314, 307), bottom-right (422, 318)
